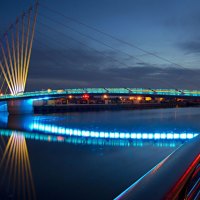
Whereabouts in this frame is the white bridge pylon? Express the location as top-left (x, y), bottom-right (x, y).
top-left (0, 1), bottom-right (38, 95)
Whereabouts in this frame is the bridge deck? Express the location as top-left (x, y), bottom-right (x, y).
top-left (0, 88), bottom-right (200, 101)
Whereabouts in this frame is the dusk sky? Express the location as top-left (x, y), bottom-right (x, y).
top-left (0, 0), bottom-right (200, 91)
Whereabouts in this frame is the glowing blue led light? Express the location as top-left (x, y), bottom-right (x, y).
top-left (125, 133), bottom-right (130, 139)
top-left (100, 132), bottom-right (104, 138)
top-left (95, 132), bottom-right (99, 137)
top-left (90, 131), bottom-right (95, 137)
top-left (120, 133), bottom-right (125, 138)
top-left (61, 128), bottom-right (65, 134)
top-left (131, 134), bottom-right (136, 139)
top-left (34, 97), bottom-right (49, 101)
top-left (73, 130), bottom-right (78, 136)
top-left (173, 134), bottom-right (179, 139)
top-left (104, 132), bottom-right (109, 138)
top-left (45, 125), bottom-right (51, 132)
top-left (148, 134), bottom-right (153, 139)
top-left (142, 134), bottom-right (148, 139)
top-left (167, 133), bottom-right (173, 139)
top-left (54, 127), bottom-right (58, 133)
top-left (39, 124), bottom-right (44, 131)
top-left (137, 134), bottom-right (142, 139)
top-left (180, 133), bottom-right (187, 139)
top-left (155, 133), bottom-right (160, 139)
top-left (33, 123), bottom-right (38, 129)
top-left (77, 130), bottom-right (81, 136)
top-left (65, 129), bottom-right (70, 134)
top-left (187, 134), bottom-right (193, 139)
top-left (58, 127), bottom-right (63, 134)
top-left (86, 131), bottom-right (90, 137)
top-left (115, 133), bottom-right (119, 138)
top-left (161, 133), bottom-right (166, 139)
top-left (82, 130), bottom-right (86, 136)
top-left (109, 133), bottom-right (114, 138)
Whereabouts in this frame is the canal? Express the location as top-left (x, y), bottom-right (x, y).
top-left (0, 107), bottom-right (199, 200)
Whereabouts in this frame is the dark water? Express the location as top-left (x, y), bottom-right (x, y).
top-left (0, 107), bottom-right (200, 200)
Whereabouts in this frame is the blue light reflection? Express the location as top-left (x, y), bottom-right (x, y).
top-left (30, 122), bottom-right (199, 141)
top-left (0, 129), bottom-right (192, 148)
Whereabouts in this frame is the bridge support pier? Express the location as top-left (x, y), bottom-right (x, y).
top-left (7, 99), bottom-right (34, 115)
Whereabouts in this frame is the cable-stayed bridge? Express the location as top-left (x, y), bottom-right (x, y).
top-left (0, 0), bottom-right (199, 115)
top-left (0, 2), bottom-right (199, 200)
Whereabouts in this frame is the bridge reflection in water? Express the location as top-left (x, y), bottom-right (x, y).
top-left (0, 133), bottom-right (36, 200)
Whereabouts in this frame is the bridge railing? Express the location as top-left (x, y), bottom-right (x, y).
top-left (0, 88), bottom-right (200, 100)
top-left (114, 135), bottom-right (200, 200)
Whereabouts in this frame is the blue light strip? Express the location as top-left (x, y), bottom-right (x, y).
top-left (0, 129), bottom-right (185, 147)
top-left (30, 122), bottom-right (199, 141)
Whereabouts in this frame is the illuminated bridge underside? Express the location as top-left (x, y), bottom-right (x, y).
top-left (31, 122), bottom-right (199, 141)
top-left (0, 128), bottom-right (198, 147)
top-left (1, 87), bottom-right (200, 101)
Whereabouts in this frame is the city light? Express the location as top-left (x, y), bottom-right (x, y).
top-left (137, 96), bottom-right (142, 101)
top-left (103, 94), bottom-right (108, 99)
top-left (82, 94), bottom-right (90, 100)
top-left (145, 97), bottom-right (152, 101)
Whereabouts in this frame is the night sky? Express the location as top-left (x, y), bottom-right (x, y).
top-left (0, 0), bottom-right (200, 91)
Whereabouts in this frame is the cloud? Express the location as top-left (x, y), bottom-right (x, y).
top-left (163, 3), bottom-right (200, 30)
top-left (178, 40), bottom-right (200, 54)
top-left (163, 3), bottom-right (200, 55)
top-left (26, 47), bottom-right (200, 91)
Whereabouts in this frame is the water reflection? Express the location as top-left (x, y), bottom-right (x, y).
top-left (0, 113), bottom-right (198, 147)
top-left (0, 108), bottom-right (199, 200)
top-left (0, 129), bottom-right (189, 148)
top-left (0, 133), bottom-right (36, 200)
top-left (30, 121), bottom-right (198, 140)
